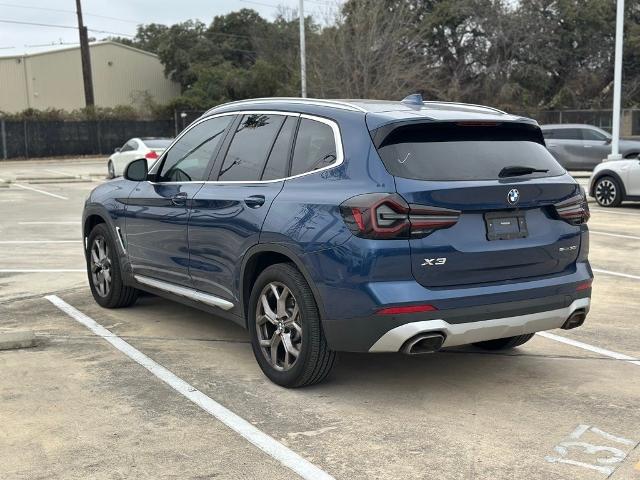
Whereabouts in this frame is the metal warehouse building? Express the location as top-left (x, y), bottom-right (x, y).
top-left (0, 41), bottom-right (180, 113)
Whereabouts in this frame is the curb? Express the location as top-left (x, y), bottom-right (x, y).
top-left (0, 331), bottom-right (38, 351)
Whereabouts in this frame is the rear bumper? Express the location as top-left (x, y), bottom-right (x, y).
top-left (369, 297), bottom-right (589, 352)
top-left (322, 290), bottom-right (591, 352)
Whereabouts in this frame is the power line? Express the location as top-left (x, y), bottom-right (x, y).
top-left (0, 2), bottom-right (139, 24)
top-left (0, 18), bottom-right (134, 37)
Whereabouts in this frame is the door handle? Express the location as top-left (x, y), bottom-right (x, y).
top-left (584, 145), bottom-right (592, 148)
top-left (244, 195), bottom-right (266, 209)
top-left (171, 192), bottom-right (188, 206)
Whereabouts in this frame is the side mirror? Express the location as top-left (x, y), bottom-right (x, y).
top-left (114, 147), bottom-right (121, 153)
top-left (124, 158), bottom-right (148, 182)
top-left (605, 138), bottom-right (612, 145)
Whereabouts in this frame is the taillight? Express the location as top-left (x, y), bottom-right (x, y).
top-left (553, 192), bottom-right (590, 225)
top-left (145, 151), bottom-right (158, 160)
top-left (340, 193), bottom-right (461, 239)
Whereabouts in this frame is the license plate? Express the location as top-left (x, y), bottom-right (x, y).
top-left (485, 211), bottom-right (528, 240)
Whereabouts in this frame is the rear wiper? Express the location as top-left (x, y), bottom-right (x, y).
top-left (499, 165), bottom-right (549, 178)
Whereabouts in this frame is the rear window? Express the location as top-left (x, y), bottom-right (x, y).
top-left (143, 139), bottom-right (173, 149)
top-left (375, 122), bottom-right (565, 181)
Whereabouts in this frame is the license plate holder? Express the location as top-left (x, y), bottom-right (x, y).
top-left (485, 211), bottom-right (528, 241)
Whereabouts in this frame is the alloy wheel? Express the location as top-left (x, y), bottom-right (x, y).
top-left (256, 282), bottom-right (302, 371)
top-left (90, 236), bottom-right (112, 297)
top-left (595, 179), bottom-right (616, 206)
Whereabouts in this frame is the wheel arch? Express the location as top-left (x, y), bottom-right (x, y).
top-left (240, 244), bottom-right (327, 328)
top-left (589, 169), bottom-right (626, 199)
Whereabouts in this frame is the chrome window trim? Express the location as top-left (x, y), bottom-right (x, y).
top-left (206, 97), bottom-right (367, 113)
top-left (149, 110), bottom-right (345, 185)
top-left (134, 274), bottom-right (234, 310)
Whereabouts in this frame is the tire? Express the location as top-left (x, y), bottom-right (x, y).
top-left (248, 263), bottom-right (336, 388)
top-left (594, 175), bottom-right (622, 207)
top-left (624, 152), bottom-right (639, 159)
top-left (86, 223), bottom-right (138, 308)
top-left (107, 161), bottom-right (115, 179)
top-left (473, 333), bottom-right (534, 351)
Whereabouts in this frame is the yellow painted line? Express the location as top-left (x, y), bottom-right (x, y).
top-left (635, 460), bottom-right (640, 471)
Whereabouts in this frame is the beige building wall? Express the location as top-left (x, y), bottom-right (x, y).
top-left (0, 42), bottom-right (180, 113)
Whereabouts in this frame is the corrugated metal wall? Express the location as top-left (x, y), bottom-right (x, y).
top-left (0, 42), bottom-right (180, 113)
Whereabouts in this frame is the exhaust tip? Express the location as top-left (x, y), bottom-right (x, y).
top-left (562, 309), bottom-right (586, 330)
top-left (401, 333), bottom-right (445, 355)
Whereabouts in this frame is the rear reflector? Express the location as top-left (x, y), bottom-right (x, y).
top-left (377, 304), bottom-right (437, 315)
top-left (576, 280), bottom-right (592, 291)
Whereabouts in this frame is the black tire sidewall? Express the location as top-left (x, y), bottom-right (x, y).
top-left (248, 264), bottom-right (320, 387)
top-left (86, 223), bottom-right (125, 308)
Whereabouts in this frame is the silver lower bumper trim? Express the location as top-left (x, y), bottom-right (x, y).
top-left (368, 298), bottom-right (590, 353)
top-left (134, 275), bottom-right (234, 311)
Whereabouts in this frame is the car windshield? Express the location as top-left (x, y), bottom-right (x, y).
top-left (143, 139), bottom-right (173, 149)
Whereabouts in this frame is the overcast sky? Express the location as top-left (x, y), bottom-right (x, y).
top-left (0, 0), bottom-right (340, 55)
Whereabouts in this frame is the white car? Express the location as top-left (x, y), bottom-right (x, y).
top-left (589, 159), bottom-right (640, 207)
top-left (107, 137), bottom-right (173, 178)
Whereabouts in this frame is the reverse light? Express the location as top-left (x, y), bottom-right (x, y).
top-left (377, 304), bottom-right (438, 315)
top-left (340, 193), bottom-right (461, 239)
top-left (553, 192), bottom-right (590, 225)
top-left (145, 151), bottom-right (159, 160)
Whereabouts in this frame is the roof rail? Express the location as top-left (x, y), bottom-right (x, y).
top-left (423, 101), bottom-right (506, 115)
top-left (206, 97), bottom-right (367, 114)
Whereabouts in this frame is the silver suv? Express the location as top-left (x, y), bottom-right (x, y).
top-left (541, 124), bottom-right (640, 170)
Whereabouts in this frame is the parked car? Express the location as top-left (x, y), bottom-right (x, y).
top-left (589, 158), bottom-right (640, 207)
top-left (83, 96), bottom-right (592, 387)
top-left (541, 124), bottom-right (640, 171)
top-left (107, 137), bottom-right (173, 178)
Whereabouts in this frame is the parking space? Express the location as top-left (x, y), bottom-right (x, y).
top-left (2, 159), bottom-right (640, 479)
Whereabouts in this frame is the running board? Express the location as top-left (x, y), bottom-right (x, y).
top-left (134, 275), bottom-right (234, 311)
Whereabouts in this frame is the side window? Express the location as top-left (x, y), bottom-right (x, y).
top-left (261, 116), bottom-right (298, 181)
top-left (554, 129), bottom-right (583, 140)
top-left (218, 114), bottom-right (285, 182)
top-left (120, 141), bottom-right (134, 152)
top-left (291, 118), bottom-right (337, 176)
top-left (582, 129), bottom-right (607, 141)
top-left (159, 116), bottom-right (232, 182)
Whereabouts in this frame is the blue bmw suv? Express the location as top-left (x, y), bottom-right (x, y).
top-left (83, 96), bottom-right (592, 387)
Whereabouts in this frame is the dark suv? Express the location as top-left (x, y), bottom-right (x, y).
top-left (83, 96), bottom-right (593, 387)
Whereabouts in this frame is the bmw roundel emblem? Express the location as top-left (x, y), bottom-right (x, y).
top-left (507, 188), bottom-right (520, 205)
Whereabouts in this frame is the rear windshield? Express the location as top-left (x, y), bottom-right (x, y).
top-left (375, 122), bottom-right (565, 181)
top-left (143, 139), bottom-right (173, 149)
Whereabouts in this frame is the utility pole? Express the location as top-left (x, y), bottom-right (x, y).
top-left (608, 0), bottom-right (625, 160)
top-left (75, 0), bottom-right (95, 107)
top-left (299, 0), bottom-right (307, 98)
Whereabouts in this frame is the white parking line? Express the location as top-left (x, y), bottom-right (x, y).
top-left (0, 269), bottom-right (84, 273)
top-left (591, 208), bottom-right (640, 217)
top-left (12, 183), bottom-right (68, 200)
top-left (0, 240), bottom-right (81, 244)
top-left (19, 221), bottom-right (80, 225)
top-left (45, 295), bottom-right (335, 480)
top-left (593, 268), bottom-right (640, 281)
top-left (538, 332), bottom-right (640, 367)
top-left (590, 230), bottom-right (640, 241)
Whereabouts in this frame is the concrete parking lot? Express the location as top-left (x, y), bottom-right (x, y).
top-left (1, 158), bottom-right (640, 480)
